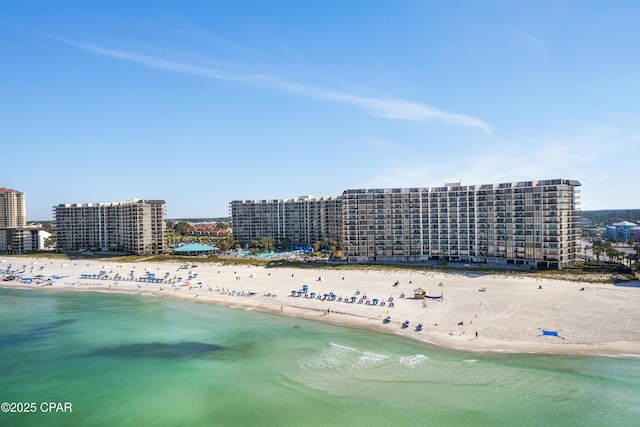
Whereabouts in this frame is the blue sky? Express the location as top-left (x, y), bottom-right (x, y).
top-left (2, 1), bottom-right (638, 220)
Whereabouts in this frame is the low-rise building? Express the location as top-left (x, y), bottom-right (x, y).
top-left (605, 221), bottom-right (640, 242)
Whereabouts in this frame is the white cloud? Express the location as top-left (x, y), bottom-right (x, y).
top-left (48, 35), bottom-right (490, 132)
top-left (360, 127), bottom-right (626, 194)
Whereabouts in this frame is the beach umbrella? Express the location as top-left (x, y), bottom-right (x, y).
top-left (310, 292), bottom-right (316, 297)
top-left (351, 296), bottom-right (357, 301)
top-left (302, 284), bottom-right (308, 290)
top-left (372, 298), bottom-right (379, 302)
top-left (323, 293), bottom-right (330, 297)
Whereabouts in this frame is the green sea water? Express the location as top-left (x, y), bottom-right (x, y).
top-left (1, 288), bottom-right (639, 427)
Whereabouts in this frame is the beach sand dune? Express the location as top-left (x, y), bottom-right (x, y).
top-left (2, 257), bottom-right (640, 357)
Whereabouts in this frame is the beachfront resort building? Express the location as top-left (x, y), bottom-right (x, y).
top-left (0, 187), bottom-right (26, 228)
top-left (54, 199), bottom-right (166, 255)
top-left (0, 187), bottom-right (48, 254)
top-left (342, 179), bottom-right (582, 269)
top-left (230, 179), bottom-right (582, 269)
top-left (230, 196), bottom-right (342, 246)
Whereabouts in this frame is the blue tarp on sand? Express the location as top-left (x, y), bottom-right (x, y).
top-left (539, 329), bottom-right (564, 339)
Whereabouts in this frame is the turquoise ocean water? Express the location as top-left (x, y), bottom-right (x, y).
top-left (1, 287), bottom-right (639, 427)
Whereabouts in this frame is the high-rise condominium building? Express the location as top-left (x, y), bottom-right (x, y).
top-left (0, 187), bottom-right (26, 227)
top-left (0, 187), bottom-right (46, 254)
top-left (230, 178), bottom-right (581, 269)
top-left (54, 199), bottom-right (165, 255)
top-left (342, 179), bottom-right (581, 269)
top-left (230, 196), bottom-right (342, 246)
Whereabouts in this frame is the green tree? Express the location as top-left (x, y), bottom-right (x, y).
top-left (216, 221), bottom-right (230, 230)
top-left (592, 240), bottom-right (605, 263)
top-left (259, 237), bottom-right (275, 252)
top-left (43, 235), bottom-right (56, 250)
top-left (216, 236), bottom-right (238, 252)
top-left (274, 238), bottom-right (292, 252)
top-left (174, 221), bottom-right (190, 235)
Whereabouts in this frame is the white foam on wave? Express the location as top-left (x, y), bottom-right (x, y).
top-left (329, 342), bottom-right (358, 353)
top-left (305, 343), bottom-right (394, 371)
top-left (462, 359), bottom-right (478, 365)
top-left (398, 354), bottom-right (428, 368)
top-left (358, 351), bottom-right (390, 367)
top-left (308, 342), bottom-right (359, 369)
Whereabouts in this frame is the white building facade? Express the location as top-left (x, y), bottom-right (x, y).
top-left (342, 179), bottom-right (581, 269)
top-left (0, 187), bottom-right (26, 228)
top-left (0, 187), bottom-right (46, 254)
top-left (54, 199), bottom-right (165, 255)
top-left (230, 196), bottom-right (342, 246)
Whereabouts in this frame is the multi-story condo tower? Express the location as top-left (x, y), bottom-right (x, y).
top-left (54, 199), bottom-right (165, 255)
top-left (0, 187), bottom-right (47, 254)
top-left (342, 179), bottom-right (581, 269)
top-left (230, 196), bottom-right (342, 246)
top-left (0, 187), bottom-right (26, 228)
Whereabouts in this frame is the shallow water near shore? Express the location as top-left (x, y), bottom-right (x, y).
top-left (1, 288), bottom-right (639, 426)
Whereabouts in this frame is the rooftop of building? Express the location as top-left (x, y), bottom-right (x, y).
top-left (611, 221), bottom-right (639, 227)
top-left (0, 187), bottom-right (24, 194)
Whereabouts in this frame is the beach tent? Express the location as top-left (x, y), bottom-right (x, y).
top-left (539, 329), bottom-right (564, 339)
top-left (172, 243), bottom-right (216, 256)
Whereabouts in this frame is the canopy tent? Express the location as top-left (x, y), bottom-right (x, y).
top-left (539, 329), bottom-right (565, 339)
top-left (172, 243), bottom-right (217, 256)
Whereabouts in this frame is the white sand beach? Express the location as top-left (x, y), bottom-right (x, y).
top-left (2, 256), bottom-right (640, 357)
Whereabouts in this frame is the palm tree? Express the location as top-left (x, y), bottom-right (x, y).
top-left (593, 245), bottom-right (604, 263)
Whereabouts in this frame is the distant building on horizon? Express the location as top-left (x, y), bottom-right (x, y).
top-left (0, 187), bottom-right (48, 254)
top-left (54, 199), bottom-right (166, 255)
top-left (186, 223), bottom-right (230, 237)
top-left (230, 178), bottom-right (582, 269)
top-left (604, 221), bottom-right (640, 242)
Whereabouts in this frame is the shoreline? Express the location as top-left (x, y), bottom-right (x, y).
top-left (2, 256), bottom-right (640, 358)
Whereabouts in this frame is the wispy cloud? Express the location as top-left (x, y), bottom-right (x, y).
top-left (47, 35), bottom-right (490, 132)
top-left (361, 130), bottom-right (613, 191)
top-left (519, 32), bottom-right (548, 57)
